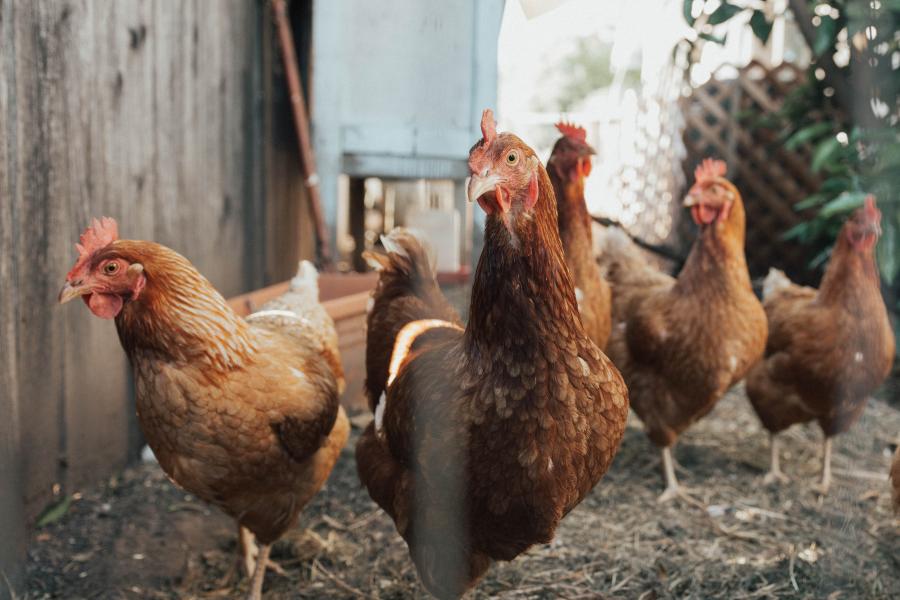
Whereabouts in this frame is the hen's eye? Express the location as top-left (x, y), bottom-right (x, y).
top-left (103, 262), bottom-right (119, 275)
top-left (506, 151), bottom-right (518, 165)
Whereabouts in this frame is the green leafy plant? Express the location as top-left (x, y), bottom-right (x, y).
top-left (682, 0), bottom-right (776, 47)
top-left (681, 1), bottom-right (899, 287)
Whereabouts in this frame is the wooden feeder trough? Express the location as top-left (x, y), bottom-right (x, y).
top-left (227, 272), bottom-right (377, 412)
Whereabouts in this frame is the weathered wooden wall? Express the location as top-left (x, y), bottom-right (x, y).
top-left (0, 1), bottom-right (313, 593)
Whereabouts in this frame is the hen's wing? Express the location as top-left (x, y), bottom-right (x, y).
top-left (139, 327), bottom-right (344, 543)
top-left (357, 326), bottom-right (477, 598)
top-left (745, 269), bottom-right (824, 431)
top-left (250, 261), bottom-right (345, 392)
top-left (364, 229), bottom-right (461, 410)
top-left (596, 226), bottom-right (674, 323)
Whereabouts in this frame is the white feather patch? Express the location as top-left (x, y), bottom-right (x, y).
top-left (578, 356), bottom-right (590, 377)
top-left (387, 319), bottom-right (462, 388)
top-left (380, 233), bottom-right (409, 259)
top-left (246, 309), bottom-right (311, 327)
top-left (364, 253), bottom-right (386, 271)
top-left (290, 260), bottom-right (319, 291)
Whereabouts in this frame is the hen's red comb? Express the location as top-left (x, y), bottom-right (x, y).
top-left (480, 109), bottom-right (497, 144)
top-left (555, 121), bottom-right (587, 143)
top-left (694, 158), bottom-right (727, 185)
top-left (67, 217), bottom-right (118, 280)
top-left (863, 194), bottom-right (879, 219)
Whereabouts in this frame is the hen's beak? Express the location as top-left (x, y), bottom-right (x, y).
top-left (467, 172), bottom-right (502, 205)
top-left (682, 193), bottom-right (701, 208)
top-left (58, 280), bottom-right (91, 304)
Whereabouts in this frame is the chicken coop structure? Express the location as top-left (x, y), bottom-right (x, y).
top-left (310, 0), bottom-right (503, 272)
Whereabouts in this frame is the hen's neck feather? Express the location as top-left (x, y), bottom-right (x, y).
top-left (675, 191), bottom-right (751, 296)
top-left (818, 234), bottom-right (881, 310)
top-left (550, 168), bottom-right (594, 274)
top-left (466, 167), bottom-right (581, 355)
top-left (112, 241), bottom-right (255, 369)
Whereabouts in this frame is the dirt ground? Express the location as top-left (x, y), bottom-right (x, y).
top-left (23, 383), bottom-right (900, 600)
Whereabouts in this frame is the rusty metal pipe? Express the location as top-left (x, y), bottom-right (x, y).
top-left (271, 0), bottom-right (332, 268)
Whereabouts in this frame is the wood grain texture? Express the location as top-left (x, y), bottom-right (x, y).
top-left (0, 0), bottom-right (28, 590)
top-left (0, 0), bottom-right (288, 536)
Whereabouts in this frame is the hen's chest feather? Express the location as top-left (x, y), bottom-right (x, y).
top-left (459, 333), bottom-right (628, 519)
top-left (130, 337), bottom-right (322, 499)
top-left (634, 284), bottom-right (766, 386)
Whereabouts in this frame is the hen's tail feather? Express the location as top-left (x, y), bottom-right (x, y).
top-left (364, 228), bottom-right (460, 412)
top-left (285, 260), bottom-right (320, 306)
top-left (290, 260), bottom-right (319, 292)
top-left (364, 228), bottom-right (437, 282)
top-left (762, 268), bottom-right (792, 301)
top-left (595, 226), bottom-right (660, 286)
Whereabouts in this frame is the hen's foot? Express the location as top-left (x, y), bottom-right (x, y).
top-left (811, 477), bottom-right (832, 496)
top-left (762, 468), bottom-right (790, 486)
top-left (657, 484), bottom-right (703, 507)
top-left (657, 485), bottom-right (680, 504)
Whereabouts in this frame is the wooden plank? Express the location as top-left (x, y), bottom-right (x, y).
top-left (56, 0), bottom-right (140, 497)
top-left (11, 0), bottom-right (67, 519)
top-left (0, 0), bottom-right (28, 589)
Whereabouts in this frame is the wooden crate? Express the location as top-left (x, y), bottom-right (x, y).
top-left (228, 273), bottom-right (377, 411)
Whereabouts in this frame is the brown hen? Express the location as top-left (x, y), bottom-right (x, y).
top-left (746, 197), bottom-right (894, 493)
top-left (58, 219), bottom-right (349, 600)
top-left (547, 121), bottom-right (612, 349)
top-left (355, 110), bottom-right (629, 598)
top-left (598, 158), bottom-right (767, 502)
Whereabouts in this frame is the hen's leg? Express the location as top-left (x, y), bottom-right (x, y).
top-left (239, 526), bottom-right (258, 578)
top-left (763, 433), bottom-right (789, 485)
top-left (657, 446), bottom-right (680, 503)
top-left (813, 437), bottom-right (833, 495)
top-left (240, 526), bottom-right (287, 578)
top-left (245, 542), bottom-right (271, 600)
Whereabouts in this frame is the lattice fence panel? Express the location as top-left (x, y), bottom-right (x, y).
top-left (681, 60), bottom-right (831, 285)
top-left (598, 64), bottom-right (689, 255)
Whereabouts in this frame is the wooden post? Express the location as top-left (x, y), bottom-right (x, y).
top-left (348, 177), bottom-right (368, 272)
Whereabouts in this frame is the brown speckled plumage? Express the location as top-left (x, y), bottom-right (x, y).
top-left (78, 240), bottom-right (349, 546)
top-left (548, 134), bottom-right (612, 350)
top-left (745, 207), bottom-right (894, 440)
top-left (599, 177), bottom-right (767, 448)
top-left (356, 125), bottom-right (628, 599)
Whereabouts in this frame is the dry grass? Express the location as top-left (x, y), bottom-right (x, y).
top-left (25, 384), bottom-right (900, 599)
